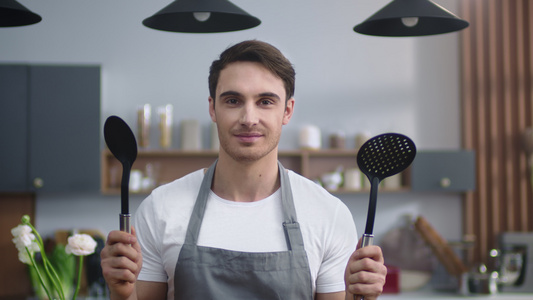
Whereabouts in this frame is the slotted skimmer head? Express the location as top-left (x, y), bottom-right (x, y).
top-left (357, 133), bottom-right (416, 182)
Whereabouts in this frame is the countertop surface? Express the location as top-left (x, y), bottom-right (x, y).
top-left (379, 291), bottom-right (533, 299)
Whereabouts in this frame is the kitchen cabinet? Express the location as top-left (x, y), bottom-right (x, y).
top-left (410, 150), bottom-right (475, 192)
top-left (100, 149), bottom-right (411, 195)
top-left (0, 64), bottom-right (101, 192)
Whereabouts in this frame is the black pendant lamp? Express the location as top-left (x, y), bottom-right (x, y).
top-left (354, 0), bottom-right (469, 37)
top-left (0, 0), bottom-right (41, 27)
top-left (143, 0), bottom-right (261, 33)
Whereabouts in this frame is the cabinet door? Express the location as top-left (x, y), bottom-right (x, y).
top-left (0, 65), bottom-right (29, 191)
top-left (410, 150), bottom-right (476, 192)
top-left (28, 65), bottom-right (101, 192)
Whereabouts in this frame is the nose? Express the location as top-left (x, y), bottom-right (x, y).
top-left (239, 103), bottom-right (258, 127)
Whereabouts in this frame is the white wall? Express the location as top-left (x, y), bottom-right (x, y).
top-left (1, 0), bottom-right (464, 242)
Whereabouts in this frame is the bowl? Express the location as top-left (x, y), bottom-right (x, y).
top-left (400, 270), bottom-right (432, 291)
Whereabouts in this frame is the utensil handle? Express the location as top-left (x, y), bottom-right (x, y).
top-left (354, 234), bottom-right (374, 300)
top-left (364, 177), bottom-right (380, 235)
top-left (361, 233), bottom-right (374, 248)
top-left (121, 162), bottom-right (131, 215)
top-left (120, 213), bottom-right (131, 234)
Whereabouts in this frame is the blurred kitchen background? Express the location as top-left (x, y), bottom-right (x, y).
top-left (1, 0), bottom-right (532, 298)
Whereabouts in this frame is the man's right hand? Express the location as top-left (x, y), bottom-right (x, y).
top-left (101, 226), bottom-right (142, 300)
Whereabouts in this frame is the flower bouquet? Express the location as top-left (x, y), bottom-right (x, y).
top-left (11, 215), bottom-right (97, 300)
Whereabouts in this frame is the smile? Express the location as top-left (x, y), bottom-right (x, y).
top-left (235, 133), bottom-right (263, 143)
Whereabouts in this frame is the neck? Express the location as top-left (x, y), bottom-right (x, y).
top-left (212, 151), bottom-right (280, 202)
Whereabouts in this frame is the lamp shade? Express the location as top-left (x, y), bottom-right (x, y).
top-left (354, 0), bottom-right (469, 37)
top-left (0, 0), bottom-right (41, 27)
top-left (143, 0), bottom-right (261, 33)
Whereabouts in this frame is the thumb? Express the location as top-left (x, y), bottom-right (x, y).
top-left (356, 236), bottom-right (363, 249)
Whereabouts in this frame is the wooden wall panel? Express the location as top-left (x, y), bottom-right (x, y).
top-left (461, 0), bottom-right (533, 264)
top-left (0, 193), bottom-right (35, 299)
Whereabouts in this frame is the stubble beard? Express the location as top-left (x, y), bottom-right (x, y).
top-left (219, 130), bottom-right (280, 163)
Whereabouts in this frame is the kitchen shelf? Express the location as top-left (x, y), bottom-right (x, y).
top-left (100, 148), bottom-right (409, 195)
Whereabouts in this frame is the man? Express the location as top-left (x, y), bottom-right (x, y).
top-left (101, 40), bottom-right (387, 300)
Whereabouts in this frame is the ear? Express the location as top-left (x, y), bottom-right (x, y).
top-left (209, 96), bottom-right (216, 122)
top-left (282, 98), bottom-right (295, 125)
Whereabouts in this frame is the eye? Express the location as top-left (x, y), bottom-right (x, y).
top-left (259, 98), bottom-right (274, 106)
top-left (225, 98), bottom-right (239, 105)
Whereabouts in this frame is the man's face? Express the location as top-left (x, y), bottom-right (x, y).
top-left (209, 61), bottom-right (294, 162)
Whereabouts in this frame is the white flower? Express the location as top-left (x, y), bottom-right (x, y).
top-left (11, 224), bottom-right (32, 237)
top-left (65, 233), bottom-right (97, 256)
top-left (11, 225), bottom-right (41, 265)
top-left (17, 248), bottom-right (33, 265)
top-left (11, 224), bottom-right (36, 249)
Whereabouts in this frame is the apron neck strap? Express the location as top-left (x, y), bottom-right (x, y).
top-left (184, 160), bottom-right (302, 250)
top-left (278, 161), bottom-right (297, 224)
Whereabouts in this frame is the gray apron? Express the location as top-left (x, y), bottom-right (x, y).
top-left (174, 161), bottom-right (313, 299)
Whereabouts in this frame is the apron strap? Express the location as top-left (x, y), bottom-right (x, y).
top-left (278, 162), bottom-right (305, 251)
top-left (279, 161), bottom-right (297, 224)
top-left (183, 160), bottom-right (217, 245)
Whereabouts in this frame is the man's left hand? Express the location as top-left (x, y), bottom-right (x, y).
top-left (344, 239), bottom-right (387, 300)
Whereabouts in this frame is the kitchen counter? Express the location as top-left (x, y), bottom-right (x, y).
top-left (380, 291), bottom-right (533, 299)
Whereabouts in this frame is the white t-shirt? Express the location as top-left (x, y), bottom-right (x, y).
top-left (134, 169), bottom-right (358, 299)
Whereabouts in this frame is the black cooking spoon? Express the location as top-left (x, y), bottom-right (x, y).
top-left (104, 115), bottom-right (138, 234)
top-left (355, 133), bottom-right (416, 299)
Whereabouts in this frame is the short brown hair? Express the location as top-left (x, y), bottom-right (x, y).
top-left (208, 40), bottom-right (295, 101)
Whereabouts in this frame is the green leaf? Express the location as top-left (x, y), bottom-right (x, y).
top-left (49, 244), bottom-right (76, 297)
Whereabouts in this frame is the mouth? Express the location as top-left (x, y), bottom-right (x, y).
top-left (234, 132), bottom-right (263, 144)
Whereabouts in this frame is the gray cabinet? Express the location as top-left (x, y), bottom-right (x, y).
top-left (411, 150), bottom-right (476, 192)
top-left (0, 64), bottom-right (101, 192)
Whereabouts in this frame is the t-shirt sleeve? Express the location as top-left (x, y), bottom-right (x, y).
top-left (315, 202), bottom-right (358, 294)
top-left (134, 194), bottom-right (168, 283)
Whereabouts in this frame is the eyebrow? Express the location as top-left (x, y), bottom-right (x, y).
top-left (219, 91), bottom-right (242, 98)
top-left (218, 91), bottom-right (282, 101)
top-left (258, 92), bottom-right (281, 100)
